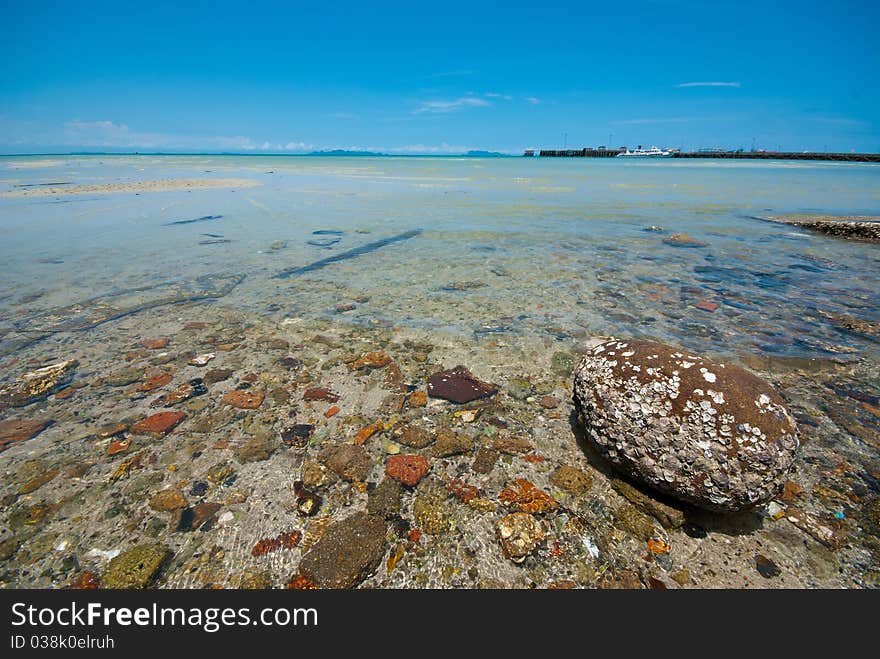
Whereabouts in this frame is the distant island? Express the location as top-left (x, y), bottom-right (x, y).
top-left (307, 149), bottom-right (513, 157)
top-left (307, 149), bottom-right (385, 157)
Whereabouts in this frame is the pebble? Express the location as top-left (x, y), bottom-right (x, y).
top-left (496, 512), bottom-right (546, 563)
top-left (298, 512), bottom-right (387, 589)
top-left (394, 424), bottom-right (434, 448)
top-left (408, 390), bottom-right (428, 407)
top-left (550, 465), bottom-right (593, 496)
top-left (149, 489), bottom-right (188, 512)
top-left (221, 389), bottom-right (264, 409)
top-left (539, 395), bottom-right (559, 409)
top-left (432, 428), bottom-right (474, 457)
top-left (350, 351), bottom-right (392, 370)
top-left (385, 454), bottom-right (431, 486)
top-left (499, 479), bottom-right (558, 514)
top-left (188, 353), bottom-right (216, 366)
top-left (318, 443), bottom-right (372, 482)
top-left (130, 411), bottom-right (186, 437)
top-left (0, 419), bottom-right (52, 452)
top-left (303, 387), bottom-right (340, 403)
top-left (102, 544), bottom-right (170, 589)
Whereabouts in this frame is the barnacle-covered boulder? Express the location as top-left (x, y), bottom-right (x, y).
top-left (573, 339), bottom-right (799, 512)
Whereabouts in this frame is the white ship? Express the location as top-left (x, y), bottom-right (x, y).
top-left (616, 145), bottom-right (674, 157)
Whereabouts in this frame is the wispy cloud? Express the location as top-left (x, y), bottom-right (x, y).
top-left (611, 117), bottom-right (698, 125)
top-left (414, 97), bottom-right (491, 114)
top-left (676, 81), bottom-right (741, 88)
top-left (525, 96), bottom-right (541, 105)
top-left (485, 92), bottom-right (513, 100)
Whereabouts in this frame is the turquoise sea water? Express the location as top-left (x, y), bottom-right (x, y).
top-left (1, 154), bottom-right (878, 361)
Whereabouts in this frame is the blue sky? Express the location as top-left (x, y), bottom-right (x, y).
top-left (1, 0), bottom-right (877, 153)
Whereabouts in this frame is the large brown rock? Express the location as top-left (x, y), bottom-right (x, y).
top-left (298, 512), bottom-right (387, 588)
top-left (573, 339), bottom-right (799, 512)
top-left (427, 366), bottom-right (497, 404)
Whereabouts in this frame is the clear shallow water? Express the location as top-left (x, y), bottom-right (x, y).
top-left (1, 154), bottom-right (878, 361)
top-left (1, 155), bottom-right (879, 589)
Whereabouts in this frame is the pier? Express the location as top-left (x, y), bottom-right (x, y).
top-left (525, 148), bottom-right (880, 162)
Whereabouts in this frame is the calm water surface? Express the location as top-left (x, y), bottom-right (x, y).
top-left (1, 155), bottom-right (878, 361)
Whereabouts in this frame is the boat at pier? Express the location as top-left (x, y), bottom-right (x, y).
top-left (616, 146), bottom-right (673, 157)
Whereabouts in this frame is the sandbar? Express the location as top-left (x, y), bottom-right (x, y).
top-left (0, 177), bottom-right (261, 198)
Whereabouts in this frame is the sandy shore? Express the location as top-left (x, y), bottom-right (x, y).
top-left (0, 178), bottom-right (261, 198)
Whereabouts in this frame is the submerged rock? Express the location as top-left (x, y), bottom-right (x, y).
top-left (103, 543), bottom-right (171, 589)
top-left (428, 366), bottom-right (497, 404)
top-left (0, 419), bottom-right (52, 452)
top-left (663, 233), bottom-right (708, 248)
top-left (0, 360), bottom-right (78, 407)
top-left (496, 512), bottom-right (545, 563)
top-left (573, 339), bottom-right (799, 512)
top-left (298, 512), bottom-right (387, 588)
top-left (318, 443), bottom-right (372, 482)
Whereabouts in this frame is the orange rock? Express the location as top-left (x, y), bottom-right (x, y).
top-left (781, 480), bottom-right (804, 501)
top-left (386, 543), bottom-right (405, 572)
top-left (446, 478), bottom-right (480, 503)
top-left (522, 453), bottom-right (545, 463)
top-left (694, 300), bottom-right (719, 312)
top-left (385, 454), bottom-right (430, 486)
top-left (107, 438), bottom-right (132, 456)
top-left (408, 390), bottom-right (428, 408)
top-left (353, 424), bottom-right (379, 445)
top-left (130, 411), bottom-right (186, 436)
top-left (221, 390), bottom-right (264, 409)
top-left (303, 387), bottom-right (339, 402)
top-left (141, 338), bottom-right (169, 349)
top-left (350, 351), bottom-right (392, 370)
top-left (251, 530), bottom-right (302, 557)
top-left (286, 574), bottom-right (316, 590)
top-left (136, 372), bottom-right (172, 392)
top-left (499, 479), bottom-right (557, 514)
top-left (70, 571), bottom-right (100, 590)
top-left (324, 405), bottom-right (340, 418)
top-left (647, 539), bottom-right (671, 555)
top-left (408, 529), bottom-right (422, 543)
top-left (54, 382), bottom-right (86, 400)
top-left (149, 489), bottom-right (188, 511)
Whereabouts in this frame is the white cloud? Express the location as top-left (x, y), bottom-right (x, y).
top-left (414, 97), bottom-right (491, 114)
top-left (485, 92), bottom-right (513, 100)
top-left (675, 82), bottom-right (741, 88)
top-left (525, 96), bottom-right (541, 105)
top-left (58, 120), bottom-right (313, 152)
